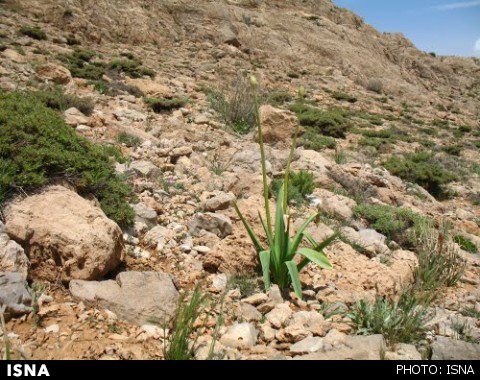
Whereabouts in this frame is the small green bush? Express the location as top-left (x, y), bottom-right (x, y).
top-left (227, 275), bottom-right (257, 297)
top-left (299, 129), bottom-right (336, 150)
top-left (145, 97), bottom-right (187, 113)
top-left (454, 235), bottom-right (478, 253)
top-left (383, 152), bottom-right (456, 198)
top-left (0, 91), bottom-right (134, 227)
top-left (91, 80), bottom-right (144, 98)
top-left (266, 90), bottom-right (292, 106)
top-left (59, 48), bottom-right (106, 80)
top-left (32, 88), bottom-right (94, 116)
top-left (366, 79), bottom-right (383, 94)
top-left (116, 132), bottom-right (141, 147)
top-left (65, 34), bottom-right (80, 46)
top-left (108, 58), bottom-right (155, 78)
top-left (442, 145), bottom-right (462, 156)
top-left (269, 170), bottom-right (315, 205)
top-left (18, 25), bottom-right (46, 40)
top-left (289, 102), bottom-right (351, 138)
top-left (331, 91), bottom-right (357, 103)
top-left (354, 204), bottom-right (428, 247)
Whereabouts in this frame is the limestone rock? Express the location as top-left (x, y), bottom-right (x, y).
top-left (189, 212), bottom-right (233, 238)
top-left (431, 336), bottom-right (480, 360)
top-left (64, 107), bottom-right (90, 126)
top-left (69, 271), bottom-right (179, 325)
top-left (4, 186), bottom-right (123, 282)
top-left (0, 234), bottom-right (29, 279)
top-left (0, 272), bottom-right (32, 320)
top-left (220, 322), bottom-right (258, 348)
top-left (36, 63), bottom-right (72, 84)
top-left (255, 104), bottom-right (297, 143)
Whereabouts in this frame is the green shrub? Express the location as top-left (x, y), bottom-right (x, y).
top-left (91, 80), bottom-right (144, 98)
top-left (349, 291), bottom-right (430, 345)
top-left (269, 170), bottom-right (315, 205)
top-left (18, 25), bottom-right (46, 40)
top-left (116, 132), bottom-right (141, 147)
top-left (59, 48), bottom-right (106, 80)
top-left (354, 203), bottom-right (428, 247)
top-left (266, 90), bottom-right (292, 106)
top-left (331, 91), bottom-right (357, 103)
top-left (366, 79), bottom-right (383, 94)
top-left (65, 34), bottom-right (80, 46)
top-left (289, 102), bottom-right (351, 138)
top-left (227, 275), bottom-right (257, 297)
top-left (383, 152), bottom-right (456, 198)
top-left (32, 88), bottom-right (94, 116)
top-left (108, 58), bottom-right (155, 78)
top-left (358, 136), bottom-right (390, 151)
top-left (299, 129), bottom-right (336, 150)
top-left (145, 97), bottom-right (187, 113)
top-left (287, 71), bottom-right (300, 78)
top-left (454, 235), bottom-right (478, 253)
top-left (442, 145), bottom-right (462, 156)
top-left (0, 91), bottom-right (134, 227)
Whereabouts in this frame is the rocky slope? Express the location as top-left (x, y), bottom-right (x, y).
top-left (0, 0), bottom-right (479, 360)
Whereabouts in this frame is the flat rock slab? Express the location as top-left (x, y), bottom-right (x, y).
top-left (431, 336), bottom-right (480, 360)
top-left (0, 272), bottom-right (32, 320)
top-left (70, 271), bottom-right (179, 325)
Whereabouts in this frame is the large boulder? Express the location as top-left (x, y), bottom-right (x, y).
top-left (4, 186), bottom-right (123, 282)
top-left (255, 105), bottom-right (298, 143)
top-left (69, 271), bottom-right (179, 325)
top-left (36, 63), bottom-right (72, 84)
top-left (0, 272), bottom-right (32, 320)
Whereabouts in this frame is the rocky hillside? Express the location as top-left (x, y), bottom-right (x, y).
top-left (0, 0), bottom-right (479, 360)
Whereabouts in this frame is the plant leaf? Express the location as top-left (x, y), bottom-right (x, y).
top-left (259, 250), bottom-right (271, 291)
top-left (298, 247), bottom-right (333, 270)
top-left (285, 260), bottom-right (303, 299)
top-left (288, 213), bottom-right (317, 259)
top-left (258, 211), bottom-right (272, 246)
top-left (233, 202), bottom-right (264, 253)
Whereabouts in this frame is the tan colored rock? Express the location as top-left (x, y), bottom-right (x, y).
top-left (4, 186), bottom-right (123, 282)
top-left (0, 234), bottom-right (29, 279)
top-left (36, 63), bottom-right (72, 84)
top-left (124, 78), bottom-right (172, 98)
top-left (1, 48), bottom-right (27, 63)
top-left (64, 107), bottom-right (90, 126)
top-left (255, 105), bottom-right (298, 143)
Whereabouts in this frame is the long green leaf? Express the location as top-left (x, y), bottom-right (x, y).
top-left (258, 211), bottom-right (272, 246)
top-left (298, 247), bottom-right (333, 270)
top-left (305, 231), bottom-right (338, 251)
top-left (259, 250), bottom-right (271, 291)
top-left (288, 213), bottom-right (318, 259)
top-left (285, 260), bottom-right (303, 299)
top-left (273, 187), bottom-right (286, 277)
top-left (233, 202), bottom-right (264, 253)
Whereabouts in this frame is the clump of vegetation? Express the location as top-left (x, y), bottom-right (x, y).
top-left (331, 91), bottom-right (357, 103)
top-left (164, 285), bottom-right (207, 360)
top-left (383, 152), bottom-right (456, 198)
top-left (461, 307), bottom-right (480, 320)
top-left (0, 91), bottom-right (134, 227)
top-left (234, 77), bottom-right (336, 299)
top-left (266, 90), bottom-right (292, 106)
top-left (227, 275), bottom-right (257, 298)
top-left (59, 48), bottom-right (106, 80)
top-left (299, 129), bottom-right (336, 150)
top-left (18, 25), bottom-right (47, 40)
top-left (32, 87), bottom-right (94, 116)
top-left (270, 170), bottom-right (316, 205)
top-left (441, 145), bottom-right (462, 156)
top-left (108, 58), bottom-right (155, 78)
top-left (116, 132), bottom-right (141, 147)
top-left (206, 77), bottom-right (256, 135)
top-left (65, 34), bottom-right (80, 46)
top-left (354, 204), bottom-right (428, 247)
top-left (145, 97), bottom-right (187, 113)
top-left (289, 102), bottom-right (351, 138)
top-left (366, 78), bottom-right (383, 94)
top-left (454, 235), bottom-right (478, 253)
top-left (349, 290), bottom-right (430, 345)
top-left (91, 80), bottom-right (144, 98)
top-left (414, 224), bottom-right (466, 292)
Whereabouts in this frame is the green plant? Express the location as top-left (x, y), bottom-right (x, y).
top-left (413, 223), bottom-right (466, 292)
top-left (115, 132), bottom-right (141, 147)
top-left (27, 283), bottom-right (44, 327)
top-left (91, 80), bottom-right (144, 98)
top-left (289, 102), bottom-right (351, 138)
top-left (145, 97), bottom-right (187, 113)
top-left (451, 319), bottom-right (479, 344)
top-left (18, 25), bottom-right (46, 40)
top-left (442, 145), bottom-right (462, 156)
top-left (354, 204), bottom-right (428, 248)
top-left (227, 275), bottom-right (257, 297)
top-left (461, 307), bottom-right (480, 320)
top-left (366, 79), bottom-right (383, 94)
top-left (164, 285), bottom-right (206, 360)
top-left (108, 324), bottom-right (123, 334)
top-left (32, 88), bottom-right (94, 116)
top-left (0, 91), bottom-right (134, 226)
top-left (58, 48), bottom-right (106, 80)
top-left (108, 58), bottom-right (155, 78)
top-left (334, 148), bottom-right (347, 164)
top-left (349, 291), bottom-right (430, 345)
top-left (269, 170), bottom-right (315, 206)
top-left (383, 152), bottom-right (456, 198)
top-left (299, 129), bottom-right (336, 150)
top-left (331, 91), bottom-right (357, 103)
top-left (234, 77), bottom-right (336, 299)
top-left (65, 34), bottom-right (80, 46)
top-left (453, 235), bottom-right (478, 253)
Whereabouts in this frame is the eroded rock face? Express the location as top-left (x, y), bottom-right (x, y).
top-left (35, 63), bottom-right (72, 84)
top-left (4, 186), bottom-right (123, 282)
top-left (69, 271), bottom-right (179, 325)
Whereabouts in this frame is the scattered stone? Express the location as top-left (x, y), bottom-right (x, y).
top-left (4, 186), bottom-right (123, 282)
top-left (211, 273), bottom-right (228, 292)
top-left (202, 192), bottom-right (235, 212)
top-left (239, 302), bottom-right (262, 322)
top-left (220, 322), bottom-right (258, 349)
top-left (255, 104), bottom-right (297, 143)
top-left (69, 271), bottom-right (179, 325)
top-left (45, 324), bottom-right (60, 334)
top-left (132, 202), bottom-right (158, 226)
top-left (290, 336), bottom-right (324, 354)
top-left (189, 212), bottom-right (233, 238)
top-left (130, 160), bottom-right (162, 178)
top-left (385, 343), bottom-right (422, 360)
top-left (266, 302), bottom-right (292, 329)
top-left (243, 293), bottom-right (268, 306)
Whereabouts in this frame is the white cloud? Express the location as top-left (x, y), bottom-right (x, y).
top-left (435, 0), bottom-right (480, 10)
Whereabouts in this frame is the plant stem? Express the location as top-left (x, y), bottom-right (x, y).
top-left (251, 78), bottom-right (272, 236)
top-left (283, 122), bottom-right (301, 211)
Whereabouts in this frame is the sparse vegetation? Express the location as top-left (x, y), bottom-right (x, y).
top-left (145, 97), bottom-right (188, 113)
top-left (366, 79), bottom-right (383, 94)
top-left (59, 48), bottom-right (106, 80)
top-left (454, 235), bottom-right (478, 253)
top-left (18, 25), bottom-right (46, 40)
top-left (269, 170), bottom-right (316, 205)
top-left (108, 58), bottom-right (155, 78)
top-left (91, 80), bottom-right (144, 98)
top-left (116, 132), bottom-right (141, 147)
top-left (0, 91), bottom-right (134, 227)
top-left (32, 87), bottom-right (94, 116)
top-left (227, 275), bottom-right (257, 297)
top-left (332, 91), bottom-right (357, 103)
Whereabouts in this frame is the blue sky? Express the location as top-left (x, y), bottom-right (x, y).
top-left (333, 0), bottom-right (480, 57)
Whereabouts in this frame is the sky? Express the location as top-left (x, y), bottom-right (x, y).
top-left (333, 0), bottom-right (480, 57)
